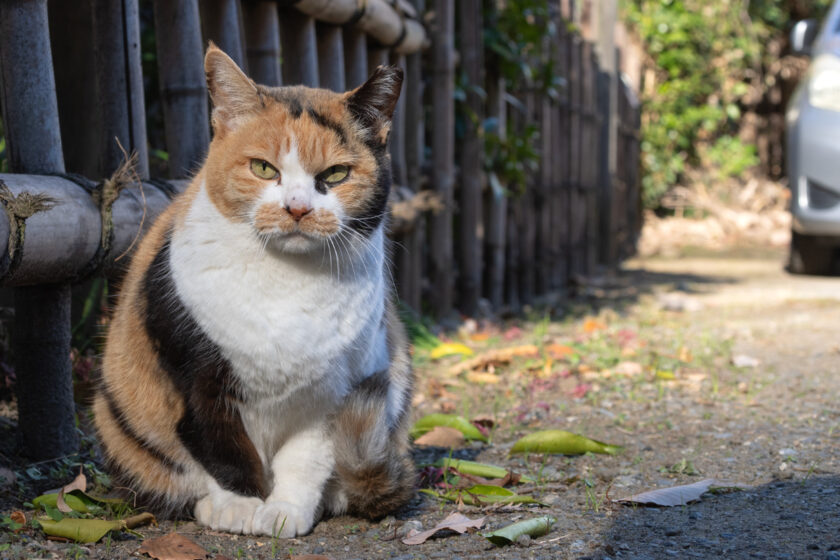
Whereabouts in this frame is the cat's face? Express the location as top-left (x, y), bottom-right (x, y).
top-left (203, 45), bottom-right (402, 254)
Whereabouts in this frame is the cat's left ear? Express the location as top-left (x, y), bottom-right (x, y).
top-left (205, 43), bottom-right (262, 135)
top-left (346, 65), bottom-right (404, 144)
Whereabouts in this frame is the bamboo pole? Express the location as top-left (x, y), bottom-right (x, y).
top-left (483, 0), bottom-right (507, 310)
top-left (389, 53), bottom-right (412, 305)
top-left (402, 0), bottom-right (425, 311)
top-left (343, 26), bottom-right (368, 89)
top-left (0, 0), bottom-right (77, 460)
top-left (153, 0), bottom-right (210, 178)
top-left (242, 0), bottom-right (283, 86)
top-left (429, 0), bottom-right (455, 318)
top-left (568, 35), bottom-right (585, 278)
top-left (519, 91), bottom-right (536, 306)
top-left (91, 0), bottom-right (150, 179)
top-left (279, 8), bottom-right (319, 86)
top-left (200, 0), bottom-right (248, 70)
top-left (456, 0), bottom-right (483, 316)
top-left (583, 42), bottom-right (599, 275)
top-left (367, 45), bottom-right (389, 76)
top-left (316, 22), bottom-right (345, 91)
top-left (554, 23), bottom-right (571, 291)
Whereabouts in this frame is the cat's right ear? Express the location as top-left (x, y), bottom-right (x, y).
top-left (205, 43), bottom-right (262, 136)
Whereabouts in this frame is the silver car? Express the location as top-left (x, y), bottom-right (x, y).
top-left (786, 6), bottom-right (840, 274)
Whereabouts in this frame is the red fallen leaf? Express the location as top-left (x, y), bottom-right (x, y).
top-left (503, 326), bottom-right (523, 340)
top-left (138, 533), bottom-right (208, 560)
top-left (10, 510), bottom-right (25, 532)
top-left (402, 512), bottom-right (486, 545)
top-left (57, 470), bottom-right (87, 513)
top-left (570, 383), bottom-right (591, 399)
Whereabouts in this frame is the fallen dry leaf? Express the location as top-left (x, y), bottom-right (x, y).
top-left (449, 345), bottom-right (540, 376)
top-left (616, 479), bottom-right (717, 507)
top-left (10, 510), bottom-right (25, 531)
top-left (471, 415), bottom-right (496, 429)
top-left (466, 371), bottom-right (500, 384)
top-left (414, 426), bottom-right (465, 448)
top-left (57, 471), bottom-right (87, 513)
top-left (139, 533), bottom-right (208, 560)
top-left (583, 317), bottom-right (607, 333)
top-left (614, 361), bottom-right (643, 376)
top-left (545, 343), bottom-right (576, 359)
top-left (402, 512), bottom-right (485, 545)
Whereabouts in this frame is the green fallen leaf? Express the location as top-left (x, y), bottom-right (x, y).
top-left (34, 492), bottom-right (90, 514)
top-left (434, 458), bottom-right (534, 483)
top-left (411, 414), bottom-right (489, 442)
top-left (484, 516), bottom-right (556, 546)
top-left (38, 512), bottom-right (154, 543)
top-left (33, 490), bottom-right (128, 515)
top-left (421, 484), bottom-right (546, 506)
top-left (510, 429), bottom-right (622, 455)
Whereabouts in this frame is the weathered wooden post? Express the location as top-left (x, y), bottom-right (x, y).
top-left (429, 0), bottom-right (455, 317)
top-left (316, 22), bottom-right (346, 91)
top-left (279, 8), bottom-right (319, 86)
top-left (153, 0), bottom-right (210, 178)
top-left (551, 17), bottom-right (570, 292)
top-left (200, 0), bottom-right (247, 69)
top-left (243, 0), bottom-right (283, 86)
top-left (343, 27), bottom-right (368, 89)
top-left (402, 0), bottom-right (426, 311)
top-left (0, 0), bottom-right (78, 459)
top-left (456, 0), bottom-right (484, 316)
top-left (91, 0), bottom-right (150, 179)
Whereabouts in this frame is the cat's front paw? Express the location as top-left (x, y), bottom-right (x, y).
top-left (251, 501), bottom-right (312, 537)
top-left (194, 493), bottom-right (263, 534)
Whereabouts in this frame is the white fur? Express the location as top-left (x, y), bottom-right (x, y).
top-left (170, 165), bottom-right (390, 534)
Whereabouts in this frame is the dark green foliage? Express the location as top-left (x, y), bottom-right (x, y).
top-left (623, 0), bottom-right (832, 209)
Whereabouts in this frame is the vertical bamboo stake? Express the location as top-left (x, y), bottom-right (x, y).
top-left (343, 27), bottom-right (368, 88)
top-left (456, 0), bottom-right (483, 316)
top-left (402, 0), bottom-right (425, 311)
top-left (0, 0), bottom-right (78, 460)
top-left (537, 94), bottom-right (553, 296)
top-left (390, 53), bottom-right (412, 304)
top-left (569, 35), bottom-right (584, 278)
top-left (316, 22), bottom-right (345, 91)
top-left (242, 0), bottom-right (282, 86)
top-left (200, 0), bottom-right (247, 70)
top-left (91, 0), bottom-right (150, 179)
top-left (519, 91), bottom-right (536, 306)
top-left (484, 2), bottom-right (507, 310)
top-left (279, 8), bottom-right (318, 86)
top-left (555, 24), bottom-right (571, 290)
top-left (429, 0), bottom-right (455, 317)
top-left (153, 0), bottom-right (210, 178)
top-left (583, 43), bottom-right (599, 275)
top-left (367, 44), bottom-right (389, 75)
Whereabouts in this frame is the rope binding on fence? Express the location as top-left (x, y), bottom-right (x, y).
top-left (0, 180), bottom-right (57, 282)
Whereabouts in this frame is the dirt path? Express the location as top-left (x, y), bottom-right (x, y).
top-left (2, 252), bottom-right (839, 559)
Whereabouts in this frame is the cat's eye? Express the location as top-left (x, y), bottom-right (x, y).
top-left (319, 165), bottom-right (350, 185)
top-left (250, 159), bottom-right (279, 180)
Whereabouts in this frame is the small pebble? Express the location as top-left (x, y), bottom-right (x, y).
top-left (689, 511), bottom-right (703, 521)
top-left (665, 528), bottom-right (681, 536)
top-left (516, 534), bottom-right (532, 547)
top-left (826, 552), bottom-right (840, 560)
top-left (397, 520), bottom-right (423, 537)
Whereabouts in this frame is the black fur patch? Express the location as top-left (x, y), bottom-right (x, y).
top-left (306, 108), bottom-right (347, 145)
top-left (143, 238), bottom-right (267, 499)
top-left (100, 387), bottom-right (185, 474)
top-left (348, 147), bottom-right (391, 236)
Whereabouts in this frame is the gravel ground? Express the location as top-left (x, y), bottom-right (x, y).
top-left (1, 251), bottom-right (839, 559)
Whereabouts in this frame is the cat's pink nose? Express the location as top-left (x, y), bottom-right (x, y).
top-left (286, 204), bottom-right (312, 221)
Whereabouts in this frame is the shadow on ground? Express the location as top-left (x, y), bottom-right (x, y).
top-left (590, 476), bottom-right (840, 560)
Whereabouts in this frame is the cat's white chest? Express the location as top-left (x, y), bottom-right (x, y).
top-left (168, 186), bottom-right (388, 405)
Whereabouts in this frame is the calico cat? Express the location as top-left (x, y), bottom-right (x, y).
top-left (92, 44), bottom-right (415, 537)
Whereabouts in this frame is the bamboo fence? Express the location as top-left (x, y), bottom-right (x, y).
top-left (0, 0), bottom-right (641, 459)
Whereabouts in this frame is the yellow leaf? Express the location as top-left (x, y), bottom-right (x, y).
top-left (545, 343), bottom-right (576, 359)
top-left (466, 371), bottom-right (501, 384)
top-left (430, 343), bottom-right (474, 360)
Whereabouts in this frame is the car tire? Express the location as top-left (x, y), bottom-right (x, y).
top-left (787, 231), bottom-right (837, 275)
